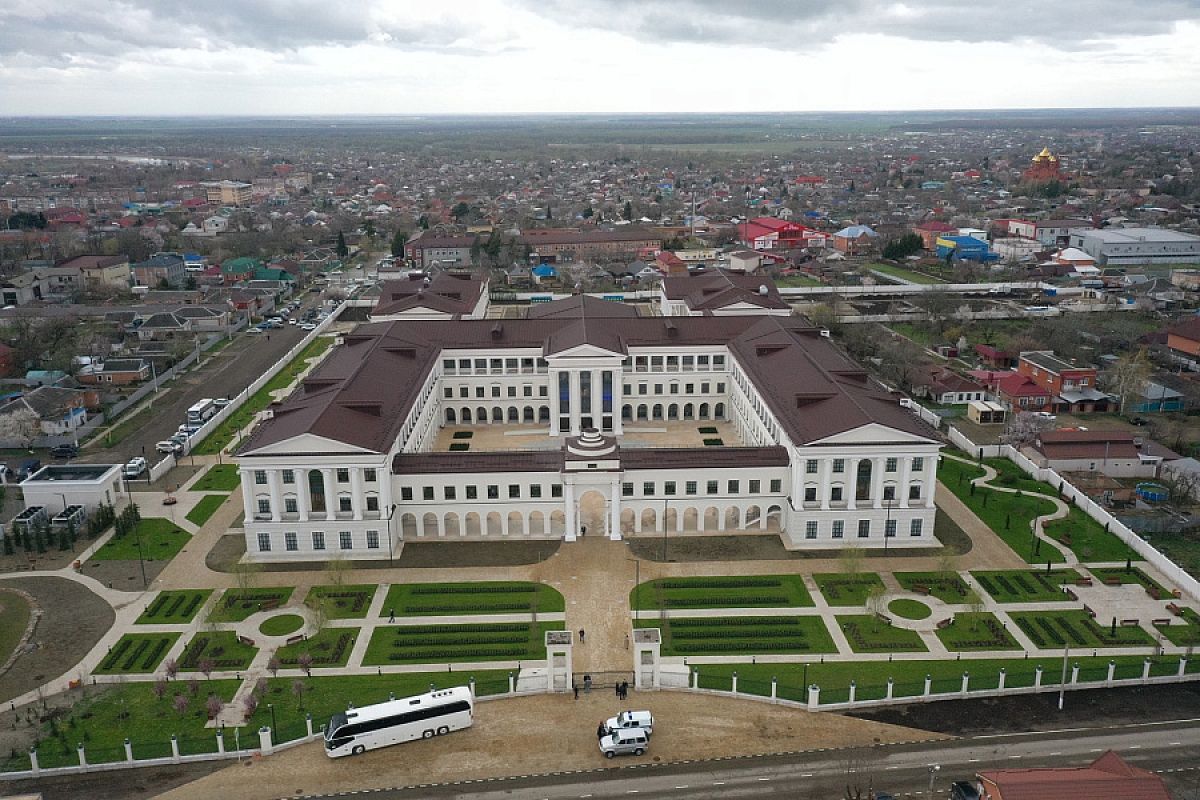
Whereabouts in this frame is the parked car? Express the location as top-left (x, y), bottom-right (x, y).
top-left (604, 710), bottom-right (654, 737)
top-left (951, 782), bottom-right (980, 800)
top-left (49, 444), bottom-right (79, 459)
top-left (599, 728), bottom-right (648, 758)
top-left (1130, 416), bottom-right (1149, 426)
top-left (16, 458), bottom-right (42, 480)
top-left (248, 327), bottom-right (265, 335)
top-left (123, 457), bottom-right (147, 478)
top-left (300, 323), bottom-right (316, 331)
top-left (213, 398), bottom-right (230, 408)
top-left (156, 440), bottom-right (181, 454)
top-left (0, 465), bottom-right (10, 483)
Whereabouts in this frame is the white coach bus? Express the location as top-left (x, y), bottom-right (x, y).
top-left (324, 686), bottom-right (474, 757)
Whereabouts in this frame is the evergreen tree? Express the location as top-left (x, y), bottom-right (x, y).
top-left (623, 201), bottom-right (633, 221)
top-left (390, 229), bottom-right (407, 257)
top-left (3, 535), bottom-right (12, 556)
top-left (335, 231), bottom-right (348, 259)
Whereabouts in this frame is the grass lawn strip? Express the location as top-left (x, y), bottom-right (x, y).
top-left (185, 495), bottom-right (228, 527)
top-left (894, 571), bottom-right (970, 604)
top-left (813, 573), bottom-right (885, 606)
top-left (136, 590), bottom-right (213, 625)
top-left (1088, 566), bottom-right (1170, 597)
top-left (91, 518), bottom-right (189, 562)
top-left (4, 679), bottom-right (241, 769)
top-left (194, 337), bottom-right (334, 455)
top-left (970, 569), bottom-right (1080, 603)
top-left (631, 575), bottom-right (813, 611)
top-left (275, 627), bottom-right (359, 668)
top-left (936, 612), bottom-right (1022, 651)
top-left (362, 621), bottom-right (557, 665)
top-left (305, 584), bottom-right (377, 619)
top-left (208, 587), bottom-right (295, 623)
top-left (179, 631), bottom-right (257, 671)
top-left (260, 614), bottom-right (305, 637)
top-left (380, 581), bottom-right (564, 617)
top-left (95, 633), bottom-right (181, 674)
top-left (1155, 608), bottom-right (1200, 647)
top-left (635, 615), bottom-right (836, 657)
top-left (1008, 610), bottom-right (1154, 649)
top-left (190, 464), bottom-right (240, 492)
top-left (888, 599), bottom-right (931, 620)
top-left (0, 590), bottom-right (32, 665)
top-left (937, 458), bottom-right (1062, 564)
top-left (837, 615), bottom-right (928, 653)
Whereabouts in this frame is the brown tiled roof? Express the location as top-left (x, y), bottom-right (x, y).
top-left (1034, 430), bottom-right (1140, 460)
top-left (979, 751), bottom-right (1170, 800)
top-left (372, 273), bottom-right (484, 317)
top-left (621, 447), bottom-right (789, 469)
top-left (519, 228), bottom-right (662, 246)
top-left (662, 270), bottom-right (787, 310)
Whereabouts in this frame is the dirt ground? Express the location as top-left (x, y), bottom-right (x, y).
top-left (0, 577), bottom-right (114, 704)
top-left (79, 557), bottom-right (168, 589)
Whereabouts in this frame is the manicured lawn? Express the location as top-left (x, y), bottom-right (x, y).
top-left (191, 464), bottom-right (240, 492)
top-left (260, 614), bottom-right (305, 637)
top-left (208, 587), bottom-right (295, 623)
top-left (936, 613), bottom-right (1022, 651)
top-left (888, 599), bottom-right (931, 620)
top-left (91, 519), bottom-right (190, 562)
top-left (194, 337), bottom-right (334, 455)
top-left (95, 633), bottom-right (180, 674)
top-left (185, 495), bottom-right (228, 527)
top-left (1009, 610), bottom-right (1155, 649)
top-left (971, 569), bottom-right (1080, 603)
top-left (4, 679), bottom-right (241, 769)
top-left (813, 573), bottom-right (885, 606)
top-left (982, 458), bottom-right (1053, 495)
top-left (1088, 566), bottom-right (1170, 597)
top-left (136, 590), bottom-right (212, 625)
top-left (636, 615), bottom-right (836, 657)
top-left (1044, 507), bottom-right (1133, 563)
top-left (938, 457), bottom-right (1064, 564)
top-left (304, 584), bottom-right (377, 619)
top-left (0, 589), bottom-right (32, 666)
top-left (179, 631), bottom-right (257, 671)
top-left (894, 571), bottom-right (971, 604)
top-left (630, 575), bottom-right (813, 611)
top-left (242, 672), bottom-right (511, 742)
top-left (380, 581), bottom-right (564, 617)
top-left (362, 621), bottom-right (556, 665)
top-left (837, 615), bottom-right (928, 653)
top-left (275, 627), bottom-right (359, 668)
top-left (1155, 608), bottom-right (1200, 647)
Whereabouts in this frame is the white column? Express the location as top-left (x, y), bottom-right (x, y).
top-left (569, 371), bottom-right (582, 436)
top-left (609, 478), bottom-right (622, 540)
top-left (612, 369), bottom-right (624, 435)
top-left (591, 368), bottom-right (602, 428)
top-left (899, 457), bottom-right (913, 509)
top-left (847, 458), bottom-right (859, 511)
top-left (820, 459), bottom-right (832, 510)
top-left (350, 468), bottom-right (364, 520)
top-left (268, 470), bottom-right (282, 522)
top-left (550, 370), bottom-right (561, 436)
top-left (564, 482), bottom-right (577, 542)
top-left (871, 457), bottom-right (885, 510)
top-left (923, 457), bottom-right (937, 508)
top-left (322, 469), bottom-right (335, 518)
top-left (296, 470), bottom-right (310, 521)
top-left (241, 470), bottom-right (256, 521)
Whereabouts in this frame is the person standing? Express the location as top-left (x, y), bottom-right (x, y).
top-left (573, 683), bottom-right (579, 701)
top-left (614, 682), bottom-right (621, 699)
top-left (578, 628), bottom-right (586, 643)
top-left (597, 721), bottom-right (606, 740)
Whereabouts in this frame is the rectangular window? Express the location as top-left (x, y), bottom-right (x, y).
top-left (507, 386), bottom-right (517, 398)
top-left (805, 459), bottom-right (818, 474)
top-left (444, 486), bottom-right (456, 500)
top-left (401, 487), bottom-right (413, 501)
top-left (713, 355), bottom-right (725, 368)
top-left (706, 480), bottom-right (718, 495)
top-left (443, 387), bottom-right (453, 399)
top-left (366, 496), bottom-right (379, 512)
top-left (339, 531), bottom-right (352, 550)
top-left (654, 384), bottom-right (662, 394)
top-left (339, 497), bottom-right (352, 512)
top-left (770, 479), bottom-right (782, 493)
top-left (523, 385), bottom-right (533, 397)
top-left (727, 480), bottom-right (739, 494)
top-left (530, 484), bottom-right (542, 499)
top-left (831, 486), bottom-right (843, 502)
top-left (910, 519), bottom-right (923, 537)
top-left (804, 487), bottom-right (817, 503)
top-left (336, 468), bottom-right (349, 483)
top-left (832, 521), bottom-right (844, 539)
top-left (423, 487), bottom-right (434, 501)
top-left (366, 530), bottom-right (379, 549)
top-left (282, 469), bottom-right (295, 484)
top-left (805, 521), bottom-right (818, 539)
top-left (885, 519), bottom-right (897, 538)
top-left (509, 485), bottom-right (520, 499)
top-left (257, 499), bottom-right (270, 515)
top-left (717, 382), bottom-right (726, 393)
top-left (701, 382), bottom-right (710, 393)
top-left (459, 387), bottom-right (469, 398)
top-left (487, 485), bottom-right (499, 500)
top-left (623, 482), bottom-right (634, 497)
top-left (285, 532), bottom-right (298, 551)
top-left (909, 485), bottom-right (922, 501)
top-left (312, 531), bottom-right (325, 550)
top-left (285, 498), bottom-right (298, 513)
top-left (254, 470), bottom-right (267, 485)
top-left (638, 384), bottom-right (647, 395)
top-left (491, 386), bottom-right (501, 398)
top-left (832, 459), bottom-right (845, 474)
top-left (886, 457), bottom-right (898, 473)
top-left (883, 485), bottom-right (896, 501)
top-left (912, 457), bottom-right (924, 472)
top-left (551, 484), bottom-right (563, 498)
top-left (466, 485), bottom-right (478, 500)
top-left (857, 520), bottom-right (870, 538)
top-left (664, 481), bottom-right (676, 496)
top-left (364, 469), bottom-right (377, 482)
top-left (539, 386), bottom-right (548, 397)
top-left (643, 482), bottom-right (655, 496)
top-left (749, 479), bottom-right (760, 493)
top-left (686, 481), bottom-right (697, 495)
top-left (475, 387), bottom-right (484, 398)
top-left (257, 533), bottom-right (271, 552)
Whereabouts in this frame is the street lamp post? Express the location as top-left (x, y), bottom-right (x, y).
top-left (625, 556), bottom-right (641, 621)
top-left (268, 703), bottom-right (277, 737)
top-left (386, 503), bottom-right (397, 567)
top-left (1058, 645), bottom-right (1070, 711)
top-left (928, 764), bottom-right (941, 797)
top-left (662, 497), bottom-right (668, 562)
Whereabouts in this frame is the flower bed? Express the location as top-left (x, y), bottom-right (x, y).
top-left (136, 590), bottom-right (212, 625)
top-left (95, 633), bottom-right (180, 674)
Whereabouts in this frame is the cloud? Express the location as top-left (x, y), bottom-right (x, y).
top-left (519, 0), bottom-right (1200, 49)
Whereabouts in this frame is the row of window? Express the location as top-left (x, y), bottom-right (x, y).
top-left (445, 384), bottom-right (550, 400)
top-left (627, 354), bottom-right (726, 372)
top-left (622, 479), bottom-right (783, 497)
top-left (624, 381), bottom-right (725, 396)
top-left (257, 530), bottom-right (380, 552)
top-left (802, 484), bottom-right (922, 504)
top-left (254, 468), bottom-right (378, 486)
top-left (803, 457), bottom-right (925, 475)
top-left (256, 494), bottom-right (380, 516)
top-left (802, 519), bottom-right (924, 539)
top-left (400, 483), bottom-right (566, 502)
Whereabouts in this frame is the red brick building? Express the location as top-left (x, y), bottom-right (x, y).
top-left (1017, 351), bottom-right (1112, 413)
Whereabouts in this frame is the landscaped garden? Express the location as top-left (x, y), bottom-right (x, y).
top-left (894, 571), bottom-right (971, 604)
top-left (837, 615), bottom-right (928, 653)
top-left (637, 615), bottom-right (836, 656)
top-left (1155, 608), bottom-right (1200, 647)
top-left (304, 584), bottom-right (377, 619)
top-left (0, 589), bottom-right (31, 666)
top-left (380, 581), bottom-right (563, 617)
top-left (971, 569), bottom-right (1079, 603)
top-left (135, 590), bottom-right (212, 625)
top-left (1009, 610), bottom-right (1155, 648)
top-left (275, 628), bottom-right (359, 668)
top-left (190, 464), bottom-right (241, 492)
top-left (362, 621), bottom-right (556, 665)
top-left (259, 614), bottom-right (305, 637)
top-left (95, 633), bottom-right (180, 674)
top-left (813, 573), bottom-right (885, 606)
top-left (208, 587), bottom-right (295, 623)
top-left (184, 495), bottom-right (228, 527)
top-left (630, 575), bottom-right (813, 611)
top-left (92, 518), bottom-right (190, 562)
top-left (935, 613), bottom-right (1022, 651)
top-left (179, 631), bottom-right (258, 671)
top-left (1088, 566), bottom-right (1170, 596)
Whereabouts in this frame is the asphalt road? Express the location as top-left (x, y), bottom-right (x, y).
top-left (76, 296), bottom-right (323, 469)
top-left (326, 719), bottom-right (1200, 800)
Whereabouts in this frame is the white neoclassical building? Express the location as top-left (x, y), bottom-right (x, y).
top-left (236, 295), bottom-right (942, 562)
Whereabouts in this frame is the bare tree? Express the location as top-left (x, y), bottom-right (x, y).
top-left (325, 556), bottom-right (353, 588)
top-left (1105, 349), bottom-right (1153, 415)
top-left (231, 560), bottom-right (263, 592)
top-left (1001, 411), bottom-right (1057, 448)
top-left (839, 545), bottom-right (865, 575)
top-left (0, 408), bottom-right (41, 448)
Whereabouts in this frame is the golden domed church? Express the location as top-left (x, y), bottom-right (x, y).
top-left (1023, 147), bottom-right (1067, 182)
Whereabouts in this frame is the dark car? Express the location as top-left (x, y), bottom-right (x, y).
top-left (1129, 416), bottom-right (1149, 426)
top-left (49, 444), bottom-right (79, 459)
top-left (951, 782), bottom-right (980, 800)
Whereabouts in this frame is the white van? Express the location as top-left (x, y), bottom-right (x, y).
top-left (599, 728), bottom-right (648, 758)
top-left (604, 710), bottom-right (654, 737)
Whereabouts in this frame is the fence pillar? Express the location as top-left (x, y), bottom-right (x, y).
top-left (469, 677), bottom-right (476, 698)
top-left (170, 734), bottom-right (180, 763)
top-left (216, 730), bottom-right (225, 755)
top-left (998, 668), bottom-right (1006, 691)
top-left (306, 713), bottom-right (314, 737)
top-left (1070, 664), bottom-right (1080, 685)
top-left (731, 671), bottom-right (739, 695)
top-left (1179, 656), bottom-right (1188, 677)
top-left (1106, 660), bottom-right (1116, 687)
top-left (961, 672), bottom-right (970, 696)
top-left (78, 743), bottom-right (88, 769)
top-left (770, 676), bottom-right (778, 702)
top-left (848, 681), bottom-right (857, 705)
top-left (886, 678), bottom-right (894, 700)
top-left (29, 748), bottom-right (39, 776)
top-left (923, 674), bottom-right (932, 697)
top-left (1035, 665), bottom-right (1043, 690)
top-left (259, 726), bottom-right (273, 755)
top-left (508, 672), bottom-right (515, 694)
top-left (1143, 658), bottom-right (1152, 683)
top-left (807, 684), bottom-right (820, 710)
top-left (124, 738), bottom-right (134, 762)
top-left (691, 668), bottom-right (699, 690)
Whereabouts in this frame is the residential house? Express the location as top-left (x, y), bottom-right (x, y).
top-left (0, 386), bottom-right (90, 439)
top-left (519, 228), bottom-right (662, 263)
top-left (135, 312), bottom-right (191, 341)
top-left (977, 751), bottom-right (1170, 800)
top-left (974, 345), bottom-right (1017, 369)
top-left (131, 253), bottom-right (186, 288)
top-left (77, 358), bottom-right (151, 386)
top-left (1027, 430), bottom-right (1160, 478)
top-left (728, 250), bottom-right (765, 273)
top-left (0, 272), bottom-right (46, 306)
top-left (912, 221), bottom-right (956, 250)
top-left (1018, 351), bottom-right (1112, 413)
top-left (914, 366), bottom-right (987, 405)
top-left (994, 373), bottom-right (1052, 412)
top-left (220, 257), bottom-right (262, 285)
top-left (404, 232), bottom-right (476, 269)
top-left (58, 254), bottom-right (131, 290)
top-left (1166, 316), bottom-right (1200, 370)
top-left (832, 225), bottom-right (878, 255)
top-left (1126, 380), bottom-right (1185, 413)
top-left (659, 270), bottom-right (791, 317)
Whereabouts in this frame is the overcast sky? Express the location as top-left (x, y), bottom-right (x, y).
top-left (2, 0), bottom-right (1199, 115)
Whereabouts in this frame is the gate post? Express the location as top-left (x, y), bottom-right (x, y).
top-left (544, 630), bottom-right (574, 693)
top-left (632, 628), bottom-right (661, 690)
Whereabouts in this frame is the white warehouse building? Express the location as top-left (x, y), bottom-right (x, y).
top-left (236, 296), bottom-right (942, 562)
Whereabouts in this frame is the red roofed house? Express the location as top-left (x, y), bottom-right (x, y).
top-left (1167, 316), bottom-right (1200, 370)
top-left (913, 366), bottom-right (987, 405)
top-left (975, 345), bottom-right (1017, 370)
top-left (978, 751), bottom-right (1171, 800)
top-left (1029, 430), bottom-right (1159, 477)
top-left (1017, 351), bottom-right (1112, 413)
top-left (995, 373), bottom-right (1052, 412)
top-left (913, 221), bottom-right (956, 250)
top-left (655, 251), bottom-right (688, 275)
